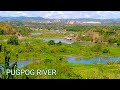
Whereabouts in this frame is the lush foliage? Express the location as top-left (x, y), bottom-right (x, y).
top-left (0, 21), bottom-right (120, 79)
top-left (16, 27), bottom-right (32, 36)
top-left (7, 36), bottom-right (19, 45)
top-left (1, 47), bottom-right (17, 79)
top-left (0, 29), bottom-right (5, 35)
top-left (48, 40), bottom-right (55, 45)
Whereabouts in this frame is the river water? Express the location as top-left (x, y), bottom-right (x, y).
top-left (67, 56), bottom-right (120, 64)
top-left (38, 38), bottom-right (73, 44)
top-left (0, 60), bottom-right (33, 71)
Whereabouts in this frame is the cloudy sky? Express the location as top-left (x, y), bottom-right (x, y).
top-left (0, 11), bottom-right (120, 19)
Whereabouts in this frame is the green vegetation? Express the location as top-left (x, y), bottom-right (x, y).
top-left (7, 36), bottom-right (19, 45)
top-left (15, 27), bottom-right (32, 36)
top-left (0, 44), bottom-right (2, 52)
top-left (14, 60), bottom-right (120, 79)
top-left (0, 29), bottom-right (5, 35)
top-left (56, 41), bottom-right (62, 46)
top-left (0, 22), bottom-right (16, 35)
top-left (117, 40), bottom-right (120, 46)
top-left (48, 40), bottom-right (55, 45)
top-left (0, 21), bottom-right (120, 79)
top-left (1, 47), bottom-right (17, 79)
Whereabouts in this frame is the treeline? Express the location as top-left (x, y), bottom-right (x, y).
top-left (15, 27), bottom-right (32, 36)
top-left (10, 21), bottom-right (66, 30)
top-left (65, 25), bottom-right (120, 45)
top-left (65, 25), bottom-right (120, 32)
top-left (24, 23), bottom-right (65, 30)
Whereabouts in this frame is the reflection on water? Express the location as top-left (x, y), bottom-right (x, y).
top-left (38, 38), bottom-right (73, 44)
top-left (0, 60), bottom-right (33, 71)
top-left (68, 56), bottom-right (120, 64)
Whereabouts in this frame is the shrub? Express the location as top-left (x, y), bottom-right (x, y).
top-left (108, 38), bottom-right (117, 44)
top-left (117, 39), bottom-right (120, 46)
top-left (0, 44), bottom-right (2, 52)
top-left (60, 48), bottom-right (66, 52)
top-left (102, 48), bottom-right (110, 54)
top-left (59, 57), bottom-right (63, 61)
top-left (48, 40), bottom-right (55, 45)
top-left (95, 39), bottom-right (101, 44)
top-left (18, 49), bottom-right (23, 53)
top-left (51, 49), bottom-right (57, 54)
top-left (56, 41), bottom-right (62, 46)
top-left (44, 58), bottom-right (52, 63)
top-left (0, 29), bottom-right (5, 35)
top-left (7, 36), bottom-right (19, 45)
top-left (16, 27), bottom-right (32, 36)
top-left (91, 44), bottom-right (102, 52)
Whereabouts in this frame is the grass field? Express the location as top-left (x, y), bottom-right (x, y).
top-left (1, 29), bottom-right (120, 79)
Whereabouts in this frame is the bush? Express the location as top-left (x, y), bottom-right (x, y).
top-left (56, 41), bottom-right (62, 46)
top-left (108, 38), bottom-right (117, 44)
top-left (0, 44), bottom-right (2, 52)
top-left (102, 48), bottom-right (110, 53)
top-left (91, 44), bottom-right (102, 52)
top-left (18, 49), bottom-right (23, 53)
top-left (7, 36), bottom-right (19, 45)
top-left (44, 58), bottom-right (52, 63)
top-left (117, 40), bottom-right (120, 46)
top-left (60, 48), bottom-right (66, 52)
top-left (59, 57), bottom-right (63, 61)
top-left (0, 29), bottom-right (5, 35)
top-left (16, 27), bottom-right (32, 36)
top-left (51, 49), bottom-right (57, 54)
top-left (48, 40), bottom-right (55, 45)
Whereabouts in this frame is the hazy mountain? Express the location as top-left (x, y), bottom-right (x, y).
top-left (76, 18), bottom-right (120, 24)
top-left (0, 16), bottom-right (45, 21)
top-left (1, 16), bottom-right (120, 24)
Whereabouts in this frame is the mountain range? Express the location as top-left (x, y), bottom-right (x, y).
top-left (1, 16), bottom-right (120, 23)
top-left (0, 16), bottom-right (45, 21)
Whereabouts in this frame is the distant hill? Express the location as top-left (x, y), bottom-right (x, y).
top-left (0, 16), bottom-right (45, 21)
top-left (1, 17), bottom-right (120, 24)
top-left (0, 22), bottom-right (33, 36)
top-left (0, 22), bottom-right (17, 35)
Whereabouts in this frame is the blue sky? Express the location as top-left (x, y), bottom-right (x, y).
top-left (0, 11), bottom-right (120, 19)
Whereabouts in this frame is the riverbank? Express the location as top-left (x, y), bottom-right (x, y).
top-left (14, 60), bottom-right (120, 79)
top-left (1, 34), bottom-right (120, 63)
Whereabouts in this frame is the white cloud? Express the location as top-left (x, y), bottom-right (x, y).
top-left (14, 11), bottom-right (28, 16)
top-left (0, 11), bottom-right (120, 19)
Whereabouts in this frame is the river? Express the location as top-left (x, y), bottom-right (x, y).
top-left (0, 60), bottom-right (33, 71)
top-left (38, 38), bottom-right (73, 44)
top-left (67, 56), bottom-right (120, 64)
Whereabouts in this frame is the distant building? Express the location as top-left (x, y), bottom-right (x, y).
top-left (82, 21), bottom-right (101, 24)
top-left (64, 34), bottom-right (75, 40)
